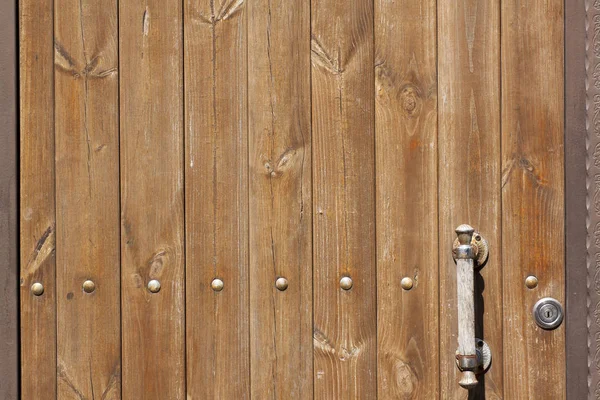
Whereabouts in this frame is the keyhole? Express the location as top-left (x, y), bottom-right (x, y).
top-left (533, 298), bottom-right (563, 330)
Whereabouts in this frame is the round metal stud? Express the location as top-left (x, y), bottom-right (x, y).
top-left (340, 276), bottom-right (353, 291)
top-left (525, 275), bottom-right (538, 289)
top-left (400, 277), bottom-right (414, 291)
top-left (275, 277), bottom-right (288, 291)
top-left (147, 279), bottom-right (161, 293)
top-left (31, 282), bottom-right (44, 296)
top-left (82, 280), bottom-right (96, 293)
top-left (211, 278), bottom-right (224, 292)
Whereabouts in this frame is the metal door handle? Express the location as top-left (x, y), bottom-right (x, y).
top-left (452, 224), bottom-right (491, 389)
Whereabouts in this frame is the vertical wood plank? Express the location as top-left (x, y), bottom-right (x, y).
top-left (0, 0), bottom-right (19, 394)
top-left (54, 0), bottom-right (121, 397)
top-left (184, 0), bottom-right (249, 398)
top-left (248, 0), bottom-right (312, 397)
top-left (120, 0), bottom-right (185, 396)
top-left (501, 0), bottom-right (565, 398)
top-left (19, 0), bottom-right (57, 397)
top-left (375, 0), bottom-right (438, 397)
top-left (311, 0), bottom-right (376, 397)
top-left (438, 0), bottom-right (502, 398)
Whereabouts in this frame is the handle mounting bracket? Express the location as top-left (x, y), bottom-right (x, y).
top-left (452, 230), bottom-right (489, 267)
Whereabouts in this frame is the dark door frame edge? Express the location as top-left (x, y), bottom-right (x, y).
top-left (0, 0), bottom-right (19, 398)
top-left (581, 0), bottom-right (596, 399)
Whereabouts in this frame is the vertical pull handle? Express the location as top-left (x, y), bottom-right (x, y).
top-left (452, 224), bottom-right (491, 389)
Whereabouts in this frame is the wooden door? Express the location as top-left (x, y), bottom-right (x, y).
top-left (19, 0), bottom-right (565, 398)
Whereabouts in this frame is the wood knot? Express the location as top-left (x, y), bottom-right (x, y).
top-left (393, 359), bottom-right (417, 396)
top-left (339, 346), bottom-right (360, 361)
top-left (399, 84), bottom-right (422, 117)
top-left (519, 157), bottom-right (533, 171)
top-left (148, 250), bottom-right (167, 276)
top-left (263, 148), bottom-right (299, 179)
top-left (264, 162), bottom-right (275, 176)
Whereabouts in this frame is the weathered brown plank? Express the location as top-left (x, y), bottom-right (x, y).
top-left (120, 0), bottom-right (185, 397)
top-left (19, 0), bottom-right (57, 397)
top-left (54, 0), bottom-right (120, 397)
top-left (311, 0), bottom-right (376, 397)
top-left (501, 0), bottom-right (565, 398)
top-left (375, 0), bottom-right (438, 397)
top-left (184, 0), bottom-right (249, 398)
top-left (438, 0), bottom-right (502, 398)
top-left (0, 0), bottom-right (19, 395)
top-left (248, 0), bottom-right (312, 397)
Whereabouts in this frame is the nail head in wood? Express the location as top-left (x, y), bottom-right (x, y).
top-left (340, 276), bottom-right (353, 290)
top-left (211, 278), bottom-right (224, 292)
top-left (147, 279), bottom-right (161, 293)
top-left (525, 275), bottom-right (538, 289)
top-left (82, 280), bottom-right (96, 293)
top-left (275, 277), bottom-right (288, 291)
top-left (400, 277), bottom-right (414, 291)
top-left (30, 282), bottom-right (44, 296)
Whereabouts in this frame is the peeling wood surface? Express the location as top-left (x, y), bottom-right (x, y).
top-left (20, 0), bottom-right (58, 397)
top-left (54, 0), bottom-right (121, 398)
top-left (119, 0), bottom-right (185, 397)
top-left (248, 0), bottom-right (313, 397)
top-left (375, 0), bottom-right (438, 397)
top-left (438, 0), bottom-right (503, 398)
top-left (184, 0), bottom-right (249, 398)
top-left (501, 0), bottom-right (565, 398)
top-left (311, 0), bottom-right (377, 397)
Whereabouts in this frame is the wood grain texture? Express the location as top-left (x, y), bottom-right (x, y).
top-left (374, 0), bottom-right (438, 397)
top-left (501, 0), bottom-right (565, 398)
top-left (311, 0), bottom-right (376, 397)
top-left (248, 0), bottom-right (312, 397)
top-left (438, 0), bottom-right (502, 397)
top-left (119, 0), bottom-right (185, 397)
top-left (19, 0), bottom-right (57, 397)
top-left (184, 0), bottom-right (249, 398)
top-left (0, 0), bottom-right (18, 395)
top-left (54, 0), bottom-right (121, 397)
